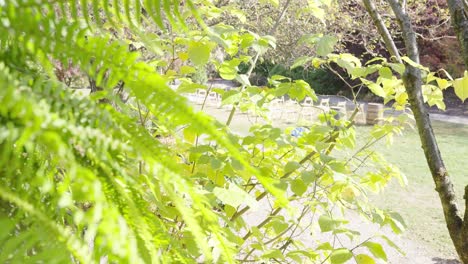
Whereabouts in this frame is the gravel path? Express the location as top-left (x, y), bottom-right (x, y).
top-left (319, 95), bottom-right (468, 126)
top-left (430, 113), bottom-right (468, 125)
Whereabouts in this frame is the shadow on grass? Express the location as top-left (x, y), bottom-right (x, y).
top-left (432, 257), bottom-right (461, 264)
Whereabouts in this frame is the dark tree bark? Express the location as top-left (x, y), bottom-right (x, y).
top-left (446, 0), bottom-right (468, 68)
top-left (363, 0), bottom-right (468, 262)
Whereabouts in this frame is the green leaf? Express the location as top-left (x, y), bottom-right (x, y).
top-left (262, 249), bottom-right (285, 260)
top-left (424, 84), bottom-right (445, 110)
top-left (401, 56), bottom-right (429, 72)
top-left (180, 65), bottom-right (196, 75)
top-left (387, 211), bottom-right (407, 234)
top-left (285, 161), bottom-right (301, 173)
top-left (253, 35), bottom-right (276, 53)
top-left (355, 254), bottom-right (376, 264)
top-left (266, 218), bottom-right (289, 234)
top-left (270, 75), bottom-right (291, 81)
top-left (361, 79), bottom-right (385, 97)
top-left (426, 72), bottom-right (437, 83)
top-left (350, 67), bottom-right (370, 78)
top-left (291, 56), bottom-right (312, 69)
top-left (298, 33), bottom-right (321, 45)
top-left (363, 241), bottom-right (387, 261)
top-left (239, 33), bottom-right (256, 50)
top-left (287, 252), bottom-right (303, 263)
top-left (287, 250), bottom-right (318, 261)
top-left (338, 128), bottom-right (356, 149)
top-left (366, 57), bottom-right (387, 65)
top-left (260, 0), bottom-right (279, 7)
top-left (213, 184), bottom-right (259, 210)
top-left (0, 219), bottom-right (15, 241)
top-left (222, 91), bottom-right (242, 105)
top-left (275, 82), bottom-right (291, 97)
top-left (290, 80), bottom-right (313, 101)
top-left (188, 41), bottom-right (211, 66)
top-left (378, 67), bottom-right (393, 79)
top-left (387, 63), bottom-right (405, 75)
top-left (436, 78), bottom-right (450, 90)
top-left (219, 59), bottom-right (241, 80)
top-left (395, 91), bottom-right (408, 106)
top-left (291, 179), bottom-right (307, 196)
top-left (329, 160), bottom-right (348, 174)
top-left (231, 158), bottom-right (244, 171)
top-left (316, 35), bottom-right (338, 56)
top-left (309, 5), bottom-right (326, 22)
top-left (301, 171), bottom-right (317, 184)
top-left (453, 71), bottom-right (468, 102)
top-left (236, 74), bottom-right (251, 86)
top-left (318, 215), bottom-right (347, 232)
top-left (178, 52), bottom-right (189, 61)
top-left (177, 80), bottom-right (207, 93)
top-left (330, 248), bottom-right (353, 264)
top-left (316, 242), bottom-right (333, 251)
top-left (332, 53), bottom-right (362, 70)
top-left (379, 235), bottom-right (405, 255)
top-left (210, 158), bottom-right (223, 170)
top-left (261, 35), bottom-right (276, 49)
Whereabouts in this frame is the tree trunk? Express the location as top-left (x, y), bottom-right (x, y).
top-left (446, 0), bottom-right (468, 68)
top-left (363, 0), bottom-right (468, 262)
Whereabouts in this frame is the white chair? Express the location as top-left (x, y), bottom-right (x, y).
top-left (284, 100), bottom-right (299, 122)
top-left (207, 91), bottom-right (221, 107)
top-left (335, 101), bottom-right (347, 115)
top-left (300, 107), bottom-right (314, 122)
top-left (267, 97), bottom-right (284, 120)
top-left (195, 89), bottom-right (207, 104)
top-left (271, 97), bottom-right (285, 105)
top-left (318, 98), bottom-right (330, 112)
top-left (303, 96), bottom-right (314, 107)
top-left (299, 97), bottom-right (316, 122)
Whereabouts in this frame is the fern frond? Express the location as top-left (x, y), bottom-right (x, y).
top-left (0, 0), bottom-right (285, 262)
top-left (0, 186), bottom-right (91, 263)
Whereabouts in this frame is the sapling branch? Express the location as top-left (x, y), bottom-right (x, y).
top-left (231, 108), bottom-right (360, 222)
top-left (190, 83), bottom-right (214, 174)
top-left (225, 0), bottom-right (292, 127)
top-left (236, 115), bottom-right (361, 250)
top-left (279, 205), bottom-right (311, 253)
top-left (225, 53), bottom-right (260, 127)
top-left (345, 132), bottom-right (390, 168)
top-left (325, 64), bottom-right (361, 103)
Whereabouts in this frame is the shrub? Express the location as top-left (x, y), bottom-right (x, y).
top-left (242, 61), bottom-right (346, 94)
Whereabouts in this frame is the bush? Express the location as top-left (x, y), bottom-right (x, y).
top-left (241, 61), bottom-right (347, 95)
top-left (291, 67), bottom-right (345, 95)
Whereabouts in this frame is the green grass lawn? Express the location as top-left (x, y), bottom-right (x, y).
top-left (357, 121), bottom-right (467, 258)
top-left (203, 104), bottom-right (466, 258)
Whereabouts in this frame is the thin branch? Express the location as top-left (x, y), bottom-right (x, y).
top-left (232, 110), bottom-right (361, 244)
top-left (362, 0), bottom-right (401, 62)
top-left (268, 0), bottom-right (293, 35)
top-left (226, 0), bottom-right (292, 126)
top-left (225, 52), bottom-right (260, 126)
